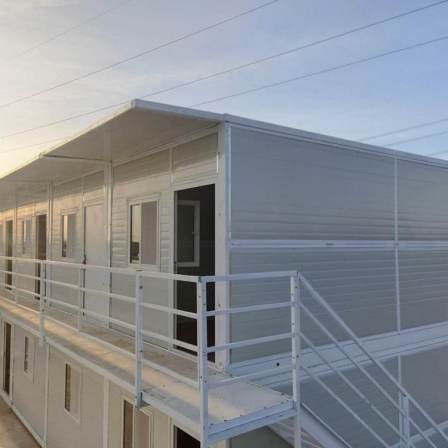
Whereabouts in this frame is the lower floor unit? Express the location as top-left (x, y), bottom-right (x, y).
top-left (0, 313), bottom-right (290, 448)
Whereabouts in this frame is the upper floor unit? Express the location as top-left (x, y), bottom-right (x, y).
top-left (1, 100), bottom-right (448, 447)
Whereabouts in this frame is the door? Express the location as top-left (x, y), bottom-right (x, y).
top-left (5, 220), bottom-right (13, 290)
top-left (2, 322), bottom-right (12, 395)
top-left (83, 204), bottom-right (109, 322)
top-left (35, 215), bottom-right (47, 298)
top-left (174, 185), bottom-right (215, 359)
top-left (175, 427), bottom-right (199, 448)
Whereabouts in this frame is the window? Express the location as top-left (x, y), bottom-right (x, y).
top-left (61, 214), bottom-right (76, 258)
top-left (122, 400), bottom-right (134, 448)
top-left (20, 219), bottom-right (32, 255)
top-left (176, 201), bottom-right (200, 267)
top-left (23, 335), bottom-right (34, 378)
top-left (129, 201), bottom-right (158, 265)
top-left (64, 363), bottom-right (80, 420)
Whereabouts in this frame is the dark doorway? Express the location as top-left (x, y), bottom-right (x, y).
top-left (2, 322), bottom-right (12, 395)
top-left (122, 400), bottom-right (134, 448)
top-left (174, 184), bottom-right (215, 360)
top-left (35, 215), bottom-right (47, 299)
top-left (5, 220), bottom-right (13, 290)
top-left (175, 427), bottom-right (200, 448)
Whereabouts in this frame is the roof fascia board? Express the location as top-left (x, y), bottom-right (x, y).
top-left (133, 99), bottom-right (224, 123)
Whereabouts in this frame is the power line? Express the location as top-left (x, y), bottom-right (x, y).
top-left (359, 116), bottom-right (448, 142)
top-left (428, 144), bottom-right (448, 157)
top-left (0, 0), bottom-right (134, 66)
top-left (0, 0), bottom-right (280, 109)
top-left (1, 2), bottom-right (447, 144)
top-left (191, 35), bottom-right (448, 108)
top-left (384, 128), bottom-right (448, 147)
top-left (0, 136), bottom-right (66, 155)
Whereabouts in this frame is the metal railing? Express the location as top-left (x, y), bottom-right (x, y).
top-left (0, 255), bottom-right (301, 447)
top-left (1, 254), bottom-right (447, 447)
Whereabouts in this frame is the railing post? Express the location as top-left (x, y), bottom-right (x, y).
top-left (134, 271), bottom-right (144, 408)
top-left (400, 393), bottom-right (411, 448)
top-left (291, 273), bottom-right (302, 448)
top-left (39, 261), bottom-right (46, 342)
top-left (77, 266), bottom-right (84, 331)
top-left (14, 259), bottom-right (18, 304)
top-left (197, 278), bottom-right (209, 448)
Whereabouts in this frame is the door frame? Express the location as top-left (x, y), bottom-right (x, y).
top-left (171, 180), bottom-right (217, 363)
top-left (175, 200), bottom-right (201, 269)
top-left (5, 219), bottom-right (13, 291)
top-left (2, 320), bottom-right (13, 398)
top-left (35, 213), bottom-right (47, 298)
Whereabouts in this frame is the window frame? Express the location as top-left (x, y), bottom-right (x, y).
top-left (61, 212), bottom-right (77, 260)
top-left (19, 218), bottom-right (32, 256)
top-left (128, 197), bottom-right (160, 269)
top-left (23, 334), bottom-right (35, 381)
top-left (64, 362), bottom-right (82, 423)
top-left (176, 200), bottom-right (201, 268)
top-left (121, 398), bottom-right (134, 448)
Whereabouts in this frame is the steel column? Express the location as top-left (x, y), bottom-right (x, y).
top-left (291, 273), bottom-right (302, 448)
top-left (197, 278), bottom-right (209, 447)
top-left (134, 271), bottom-right (144, 408)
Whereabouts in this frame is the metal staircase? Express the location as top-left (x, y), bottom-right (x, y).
top-left (291, 274), bottom-right (448, 448)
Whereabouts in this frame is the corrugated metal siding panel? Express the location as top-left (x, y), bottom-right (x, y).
top-left (230, 248), bottom-right (397, 362)
top-left (398, 161), bottom-right (448, 240)
top-left (111, 151), bottom-right (171, 330)
top-left (299, 358), bottom-right (400, 448)
top-left (110, 135), bottom-right (217, 335)
top-left (16, 184), bottom-right (48, 209)
top-left (83, 171), bottom-right (104, 203)
top-left (230, 127), bottom-right (394, 240)
top-left (50, 179), bottom-right (83, 306)
top-left (400, 250), bottom-right (448, 329)
top-left (402, 346), bottom-right (448, 427)
top-left (172, 133), bottom-right (217, 183)
top-left (112, 150), bottom-right (171, 270)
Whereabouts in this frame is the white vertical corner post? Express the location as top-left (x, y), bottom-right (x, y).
top-left (103, 122), bottom-right (113, 325)
top-left (104, 159), bottom-right (113, 327)
top-left (13, 185), bottom-right (18, 303)
top-left (197, 277), bottom-right (209, 447)
top-left (134, 270), bottom-right (144, 408)
top-left (214, 121), bottom-right (231, 371)
top-left (39, 260), bottom-right (46, 342)
top-left (46, 182), bottom-right (53, 303)
top-left (291, 272), bottom-right (302, 448)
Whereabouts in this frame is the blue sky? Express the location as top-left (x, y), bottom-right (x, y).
top-left (0, 0), bottom-right (447, 174)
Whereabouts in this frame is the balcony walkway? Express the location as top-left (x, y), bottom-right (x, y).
top-left (0, 294), bottom-right (294, 445)
top-left (0, 397), bottom-right (39, 448)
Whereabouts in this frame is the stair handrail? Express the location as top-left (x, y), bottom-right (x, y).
top-left (299, 273), bottom-right (448, 446)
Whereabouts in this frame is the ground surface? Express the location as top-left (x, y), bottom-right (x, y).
top-left (0, 398), bottom-right (39, 448)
